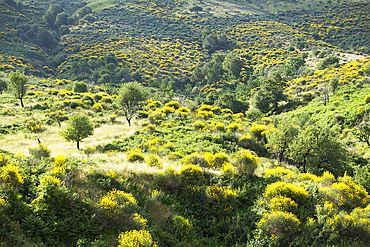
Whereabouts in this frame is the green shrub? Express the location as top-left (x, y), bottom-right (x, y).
top-left (179, 164), bottom-right (204, 185)
top-left (364, 94), bottom-right (370, 104)
top-left (234, 149), bottom-right (259, 176)
top-left (183, 153), bottom-right (201, 165)
top-left (0, 163), bottom-right (24, 192)
top-left (173, 215), bottom-right (192, 241)
top-left (168, 152), bottom-right (184, 160)
top-left (256, 211), bottom-right (301, 239)
top-left (263, 182), bottom-right (309, 205)
top-left (29, 143), bottom-right (51, 159)
top-left (164, 101), bottom-right (180, 109)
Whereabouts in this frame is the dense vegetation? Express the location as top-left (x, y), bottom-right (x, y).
top-left (1, 0), bottom-right (370, 246)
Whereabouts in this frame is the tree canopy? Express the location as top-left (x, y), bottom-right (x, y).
top-left (9, 70), bottom-right (28, 107)
top-left (118, 82), bottom-right (148, 126)
top-left (61, 113), bottom-right (94, 149)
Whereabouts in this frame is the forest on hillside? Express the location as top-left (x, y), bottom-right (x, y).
top-left (1, 0), bottom-right (370, 246)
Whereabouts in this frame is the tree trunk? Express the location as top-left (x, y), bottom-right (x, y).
top-left (77, 141), bottom-right (80, 150)
top-left (127, 117), bottom-right (131, 126)
top-left (20, 97), bottom-right (24, 107)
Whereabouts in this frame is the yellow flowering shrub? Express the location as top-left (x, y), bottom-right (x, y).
top-left (220, 163), bottom-right (237, 177)
top-left (198, 104), bottom-right (212, 112)
top-left (176, 107), bottom-right (190, 113)
top-left (198, 110), bottom-right (214, 120)
top-left (148, 111), bottom-right (165, 124)
top-left (168, 152), bottom-right (184, 160)
top-left (0, 153), bottom-right (9, 166)
top-left (269, 196), bottom-right (298, 213)
top-left (221, 108), bottom-right (233, 115)
top-left (26, 118), bottom-right (46, 133)
top-left (92, 103), bottom-right (103, 112)
top-left (211, 106), bottom-right (221, 115)
top-left (212, 153), bottom-right (229, 168)
top-left (206, 184), bottom-right (237, 213)
top-left (320, 175), bottom-right (370, 210)
top-left (183, 153), bottom-right (201, 165)
top-left (320, 171), bottom-right (336, 186)
top-left (31, 175), bottom-right (65, 210)
top-left (211, 122), bottom-right (225, 132)
top-left (263, 182), bottom-right (309, 205)
top-left (161, 106), bottom-right (175, 115)
top-left (238, 134), bottom-right (255, 149)
top-left (324, 205), bottom-right (370, 241)
top-left (298, 173), bottom-right (320, 183)
top-left (127, 150), bottom-right (145, 162)
top-left (193, 121), bottom-right (206, 130)
top-left (364, 94), bottom-right (370, 104)
top-left (264, 167), bottom-right (295, 178)
top-left (173, 215), bottom-right (192, 240)
top-left (257, 211), bottom-right (301, 237)
top-left (234, 149), bottom-right (259, 176)
top-left (164, 101), bottom-right (180, 109)
top-left (146, 154), bottom-right (162, 168)
top-left (146, 99), bottom-right (162, 109)
top-left (0, 164), bottom-right (24, 191)
top-left (132, 213), bottom-right (148, 229)
top-left (97, 189), bottom-right (138, 218)
top-left (117, 229), bottom-right (157, 247)
top-left (54, 154), bottom-right (66, 166)
top-left (250, 124), bottom-right (268, 142)
top-left (179, 164), bottom-right (204, 185)
top-left (29, 143), bottom-right (51, 159)
top-left (226, 123), bottom-right (242, 133)
top-left (82, 145), bottom-right (96, 158)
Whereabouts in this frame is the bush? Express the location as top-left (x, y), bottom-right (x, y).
top-left (198, 110), bottom-right (214, 120)
top-left (0, 164), bottom-right (24, 192)
top-left (250, 124), bottom-right (268, 142)
top-left (198, 104), bottom-right (212, 112)
top-left (256, 211), bottom-right (301, 239)
top-left (183, 153), bottom-right (201, 165)
top-left (82, 145), bottom-right (96, 158)
top-left (117, 229), bottom-right (157, 247)
top-left (146, 154), bottom-right (162, 168)
top-left (179, 164), bottom-right (204, 185)
top-left (168, 152), bottom-right (184, 161)
top-left (25, 118), bottom-right (47, 133)
top-left (173, 215), bottom-right (192, 241)
top-left (127, 150), bottom-right (145, 162)
top-left (234, 149), bottom-right (259, 176)
top-left (97, 189), bottom-right (138, 218)
top-left (164, 101), bottom-right (180, 109)
top-left (29, 143), bottom-right (51, 159)
top-left (364, 94), bottom-right (370, 104)
top-left (0, 153), bottom-right (9, 167)
top-left (320, 175), bottom-right (370, 210)
top-left (92, 103), bottom-right (103, 112)
top-left (220, 163), bottom-right (237, 177)
top-left (226, 122), bottom-right (242, 133)
top-left (193, 121), bottom-right (206, 130)
top-left (268, 196), bottom-right (298, 213)
top-left (263, 182), bottom-right (309, 205)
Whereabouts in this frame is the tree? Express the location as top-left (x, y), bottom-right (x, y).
top-left (0, 79), bottom-right (8, 94)
top-left (287, 125), bottom-right (347, 175)
top-left (266, 121), bottom-right (299, 163)
top-left (9, 71), bottom-right (28, 107)
top-left (55, 12), bottom-right (69, 26)
top-left (61, 113), bottom-right (94, 149)
top-left (73, 81), bottom-right (88, 93)
top-left (223, 52), bottom-right (243, 79)
top-left (189, 6), bottom-right (203, 14)
top-left (118, 82), bottom-right (148, 126)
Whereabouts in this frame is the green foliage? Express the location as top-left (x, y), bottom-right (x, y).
top-left (9, 70), bottom-right (28, 107)
top-left (118, 82), bottom-right (148, 126)
top-left (73, 81), bottom-right (88, 93)
top-left (29, 143), bottom-right (51, 160)
top-left (234, 149), bottom-right (259, 176)
top-left (61, 113), bottom-right (94, 149)
top-left (127, 150), bottom-right (145, 162)
top-left (0, 79), bottom-right (8, 94)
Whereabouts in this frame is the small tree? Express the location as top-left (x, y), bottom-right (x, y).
top-left (118, 82), bottom-right (148, 126)
top-left (9, 70), bottom-right (28, 107)
top-left (61, 113), bottom-right (94, 149)
top-left (0, 79), bottom-right (8, 94)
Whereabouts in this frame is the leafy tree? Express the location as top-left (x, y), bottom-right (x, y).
top-left (223, 52), bottom-right (243, 79)
top-left (76, 6), bottom-right (92, 19)
top-left (353, 117), bottom-right (370, 146)
top-left (61, 113), bottom-right (94, 149)
top-left (118, 82), bottom-right (148, 126)
top-left (0, 79), bottom-right (8, 94)
top-left (190, 67), bottom-right (205, 86)
top-left (73, 81), bottom-right (88, 93)
top-left (266, 121), bottom-right (299, 163)
top-left (37, 29), bottom-right (54, 49)
top-left (253, 72), bottom-right (286, 113)
top-left (203, 54), bottom-right (225, 84)
top-left (287, 125), bottom-right (347, 175)
top-left (55, 12), bottom-right (69, 26)
top-left (9, 71), bottom-right (28, 107)
top-left (189, 6), bottom-right (203, 14)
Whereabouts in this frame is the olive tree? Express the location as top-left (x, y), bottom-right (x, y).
top-left (118, 82), bottom-right (148, 126)
top-left (9, 70), bottom-right (28, 107)
top-left (61, 113), bottom-right (94, 149)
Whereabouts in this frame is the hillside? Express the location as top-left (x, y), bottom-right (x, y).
top-left (1, 0), bottom-right (370, 246)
